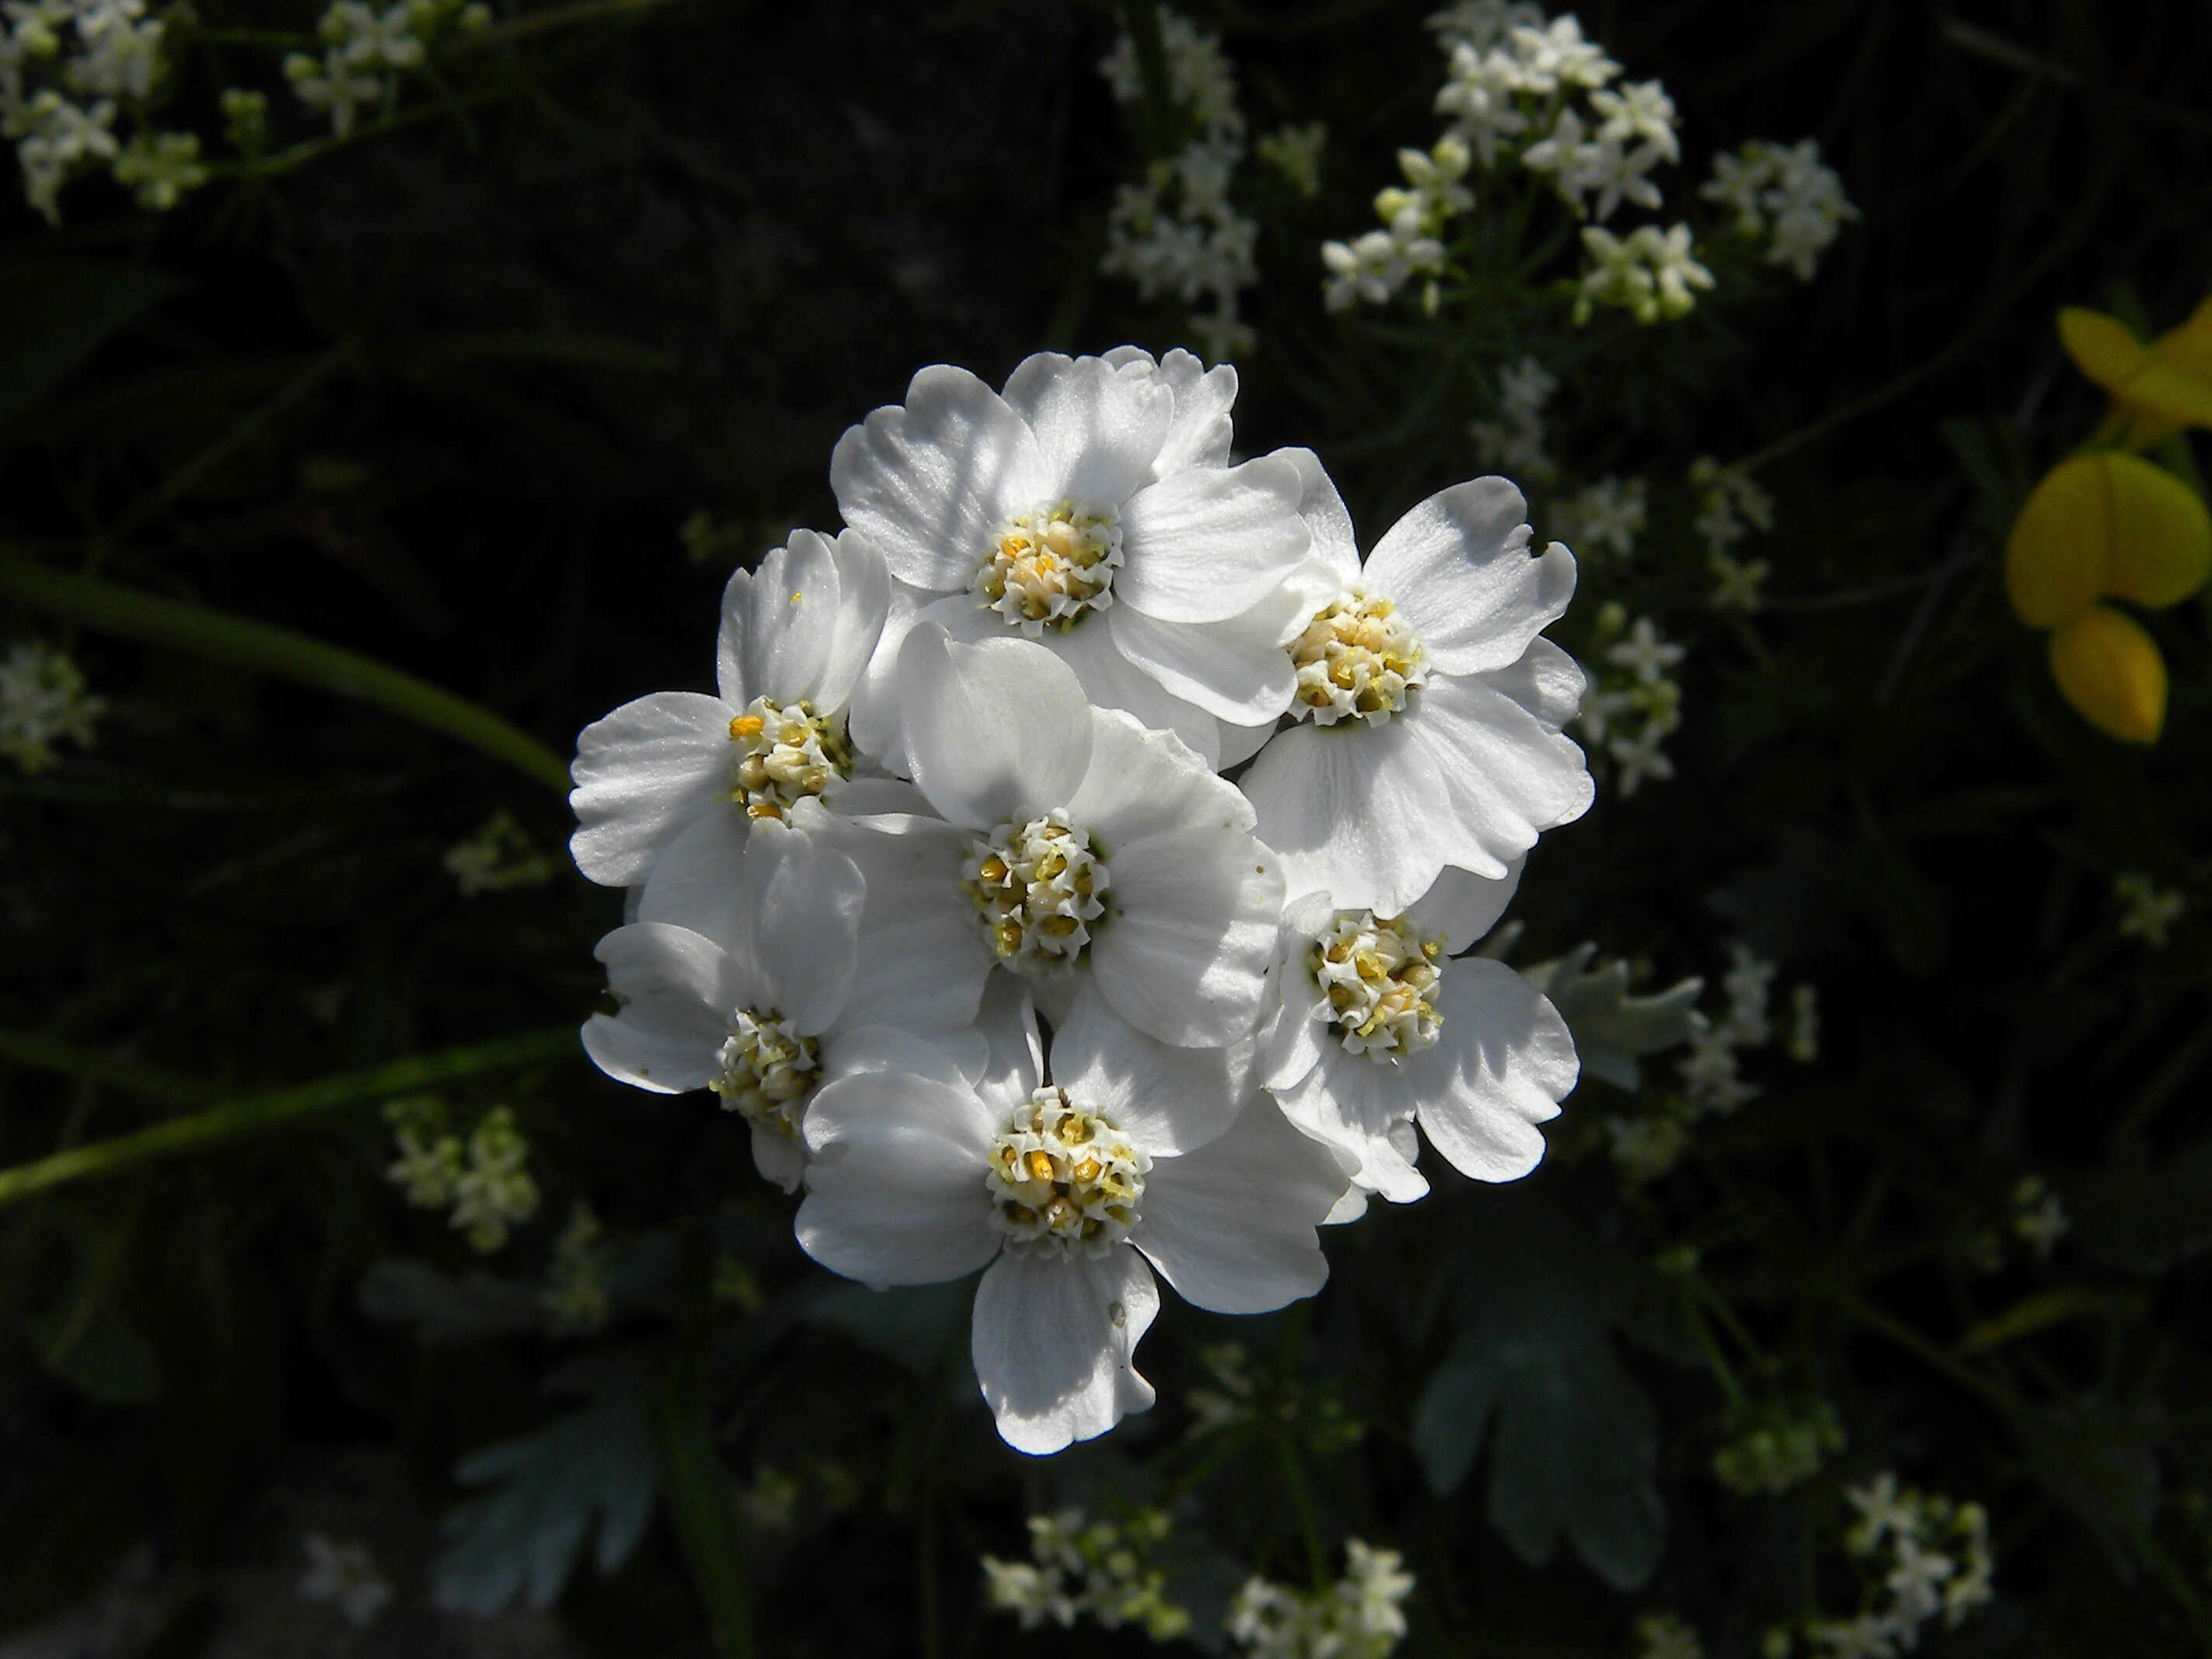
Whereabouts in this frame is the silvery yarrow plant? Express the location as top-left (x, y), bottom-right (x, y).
top-left (570, 345), bottom-right (1595, 1455)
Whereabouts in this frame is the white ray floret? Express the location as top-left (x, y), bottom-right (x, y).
top-left (580, 817), bottom-right (983, 1192)
top-left (1239, 450), bottom-right (1593, 917)
top-left (1260, 865), bottom-right (1578, 1206)
top-left (885, 623), bottom-right (1286, 1047)
top-left (834, 347), bottom-right (1321, 769)
top-left (796, 980), bottom-right (1351, 1454)
top-left (568, 528), bottom-right (891, 887)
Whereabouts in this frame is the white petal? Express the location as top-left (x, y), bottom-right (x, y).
top-left (1133, 1098), bottom-right (1345, 1313)
top-left (1115, 456), bottom-right (1312, 623)
top-left (1413, 958), bottom-right (1576, 1182)
top-left (898, 626), bottom-right (1094, 828)
top-left (1147, 348), bottom-right (1237, 478)
top-left (973, 971), bottom-right (1044, 1117)
top-left (829, 364), bottom-right (1051, 592)
top-left (1404, 669), bottom-right (1594, 871)
top-left (568, 692), bottom-right (733, 887)
top-left (1404, 858), bottom-right (1525, 951)
top-left (738, 817), bottom-right (864, 1033)
top-left (818, 1023), bottom-right (989, 1095)
top-left (1238, 720), bottom-right (1463, 914)
top-left (1271, 1046), bottom-right (1431, 1204)
top-left (751, 1123), bottom-right (806, 1194)
top-left (1256, 974), bottom-right (1330, 1091)
top-left (1066, 706), bottom-right (1254, 850)
top-left (715, 532), bottom-right (840, 708)
top-left (1278, 447), bottom-right (1362, 583)
top-left (1089, 810), bottom-right (1284, 1047)
top-left (804, 809), bottom-right (993, 1034)
top-left (1050, 980), bottom-right (1245, 1155)
top-left (845, 577), bottom-right (933, 771)
top-left (797, 1069), bottom-right (1002, 1288)
top-left (581, 923), bottom-right (739, 1094)
top-left (1361, 479), bottom-right (1577, 675)
top-left (972, 1246), bottom-right (1159, 1456)
top-left (1478, 634), bottom-right (1589, 729)
top-left (1053, 616), bottom-right (1221, 768)
top-left (1107, 592), bottom-right (1299, 727)
top-left (636, 807), bottom-right (749, 946)
top-left (999, 351), bottom-right (1173, 506)
top-left (818, 529), bottom-right (894, 712)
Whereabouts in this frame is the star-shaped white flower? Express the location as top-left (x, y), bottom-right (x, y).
top-left (796, 980), bottom-right (1349, 1454)
top-left (568, 528), bottom-right (891, 887)
top-left (834, 349), bottom-right (1318, 769)
top-left (1239, 451), bottom-right (1592, 917)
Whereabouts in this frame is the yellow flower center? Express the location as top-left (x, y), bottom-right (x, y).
top-left (975, 500), bottom-right (1124, 634)
top-left (1290, 590), bottom-right (1427, 725)
top-left (986, 1087), bottom-right (1148, 1258)
top-left (710, 1008), bottom-right (820, 1136)
top-left (961, 810), bottom-right (1110, 974)
top-left (1310, 911), bottom-right (1445, 1061)
top-left (725, 695), bottom-right (853, 821)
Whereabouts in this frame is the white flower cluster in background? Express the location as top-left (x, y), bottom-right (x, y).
top-left (1229, 1539), bottom-right (1415, 1659)
top-left (1574, 604), bottom-right (1683, 798)
top-left (542, 1201), bottom-right (612, 1333)
top-left (1691, 455), bottom-right (1775, 611)
top-left (284, 0), bottom-right (487, 139)
top-left (1711, 1396), bottom-right (1844, 1496)
top-left (1703, 138), bottom-right (1858, 281)
top-left (2010, 1173), bottom-right (2069, 1260)
top-left (981, 1507), bottom-right (1191, 1641)
top-left (1325, 5), bottom-right (1853, 327)
top-left (2113, 871), bottom-right (2185, 947)
top-left (570, 346), bottom-right (1595, 1454)
top-left (1767, 1474), bottom-right (1995, 1658)
top-left (1635, 1612), bottom-right (1704, 1659)
top-left (0, 0), bottom-right (203, 219)
top-left (1097, 9), bottom-right (1264, 361)
top-left (297, 1532), bottom-right (393, 1629)
top-left (383, 1096), bottom-right (540, 1253)
top-left (442, 807), bottom-right (559, 895)
top-left (1551, 474), bottom-right (1645, 561)
top-left (0, 638), bottom-right (106, 772)
top-left (1471, 354), bottom-right (1557, 483)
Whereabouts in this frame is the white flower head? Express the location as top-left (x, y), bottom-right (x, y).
top-left (796, 980), bottom-right (1349, 1454)
top-left (1259, 866), bottom-right (1577, 1203)
top-left (882, 626), bottom-right (1286, 1047)
top-left (835, 349), bottom-right (1317, 770)
top-left (568, 527), bottom-right (891, 887)
top-left (298, 1532), bottom-right (391, 1629)
top-left (1240, 451), bottom-right (1592, 918)
top-left (0, 639), bottom-right (104, 772)
top-left (582, 814), bottom-right (981, 1190)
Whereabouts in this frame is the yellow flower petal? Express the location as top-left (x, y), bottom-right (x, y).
top-left (2058, 306), bottom-right (2148, 398)
top-left (2047, 603), bottom-right (2166, 744)
top-left (2006, 452), bottom-right (2210, 626)
top-left (2060, 301), bottom-right (2212, 444)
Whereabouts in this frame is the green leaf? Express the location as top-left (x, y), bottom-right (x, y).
top-left (1411, 1197), bottom-right (1667, 1590)
top-left (358, 1257), bottom-right (547, 1344)
top-left (431, 1351), bottom-right (659, 1614)
top-left (0, 260), bottom-right (183, 429)
top-left (1520, 945), bottom-right (1704, 1092)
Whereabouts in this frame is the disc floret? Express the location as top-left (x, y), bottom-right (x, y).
top-left (1310, 911), bottom-right (1446, 1061)
top-left (976, 500), bottom-right (1125, 634)
top-left (711, 1008), bottom-right (821, 1135)
top-left (986, 1086), bottom-right (1149, 1259)
top-left (725, 695), bottom-right (853, 821)
top-left (1290, 590), bottom-right (1428, 725)
top-left (961, 809), bottom-right (1111, 973)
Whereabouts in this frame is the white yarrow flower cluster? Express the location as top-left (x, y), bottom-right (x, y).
top-left (1, 0), bottom-right (199, 220)
top-left (1703, 138), bottom-right (1858, 281)
top-left (1098, 9), bottom-right (1260, 361)
top-left (573, 347), bottom-right (1593, 1454)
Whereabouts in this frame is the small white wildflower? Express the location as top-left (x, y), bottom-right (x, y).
top-left (446, 1106), bottom-right (539, 1253)
top-left (1606, 1111), bottom-right (1689, 1183)
top-left (284, 47), bottom-right (383, 138)
top-left (1432, 42), bottom-right (1529, 167)
top-left (1554, 476), bottom-right (1647, 559)
top-left (1635, 1612), bottom-right (1705, 1659)
top-left (1589, 80), bottom-right (1680, 164)
top-left (298, 1533), bottom-right (392, 1629)
top-left (1708, 549), bottom-right (1771, 611)
top-left (1605, 616), bottom-right (1685, 685)
top-left (1608, 723), bottom-right (1676, 797)
top-left (1507, 15), bottom-right (1621, 94)
top-left (0, 639), bottom-right (105, 772)
top-left (110, 128), bottom-right (203, 208)
top-left (2011, 1174), bottom-right (2069, 1260)
top-left (1257, 120), bottom-right (1326, 196)
top-left (542, 1201), bottom-right (612, 1333)
top-left (443, 808), bottom-right (558, 896)
top-left (2114, 872), bottom-right (2185, 946)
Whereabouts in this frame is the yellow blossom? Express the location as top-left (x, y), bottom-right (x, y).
top-left (2047, 603), bottom-right (2166, 744)
top-left (2004, 451), bottom-right (2211, 626)
top-left (2058, 298), bottom-right (2212, 447)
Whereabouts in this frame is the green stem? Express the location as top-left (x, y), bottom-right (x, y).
top-left (0, 1027), bottom-right (575, 1209)
top-left (654, 1351), bottom-right (755, 1659)
top-left (1272, 1427), bottom-right (1329, 1592)
top-left (0, 557), bottom-right (572, 795)
top-left (0, 1028), bottom-right (219, 1104)
top-left (461, 0), bottom-right (679, 48)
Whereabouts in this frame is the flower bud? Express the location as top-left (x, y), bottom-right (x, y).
top-left (2047, 602), bottom-right (2166, 744)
